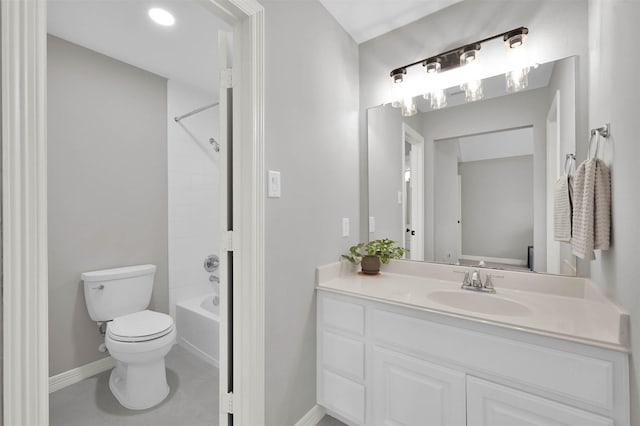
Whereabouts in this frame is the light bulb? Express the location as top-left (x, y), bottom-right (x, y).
top-left (427, 88), bottom-right (447, 109)
top-left (506, 68), bottom-right (529, 92)
top-left (401, 98), bottom-right (417, 117)
top-left (148, 8), bottom-right (175, 26)
top-left (504, 30), bottom-right (529, 92)
top-left (462, 80), bottom-right (483, 102)
top-left (390, 69), bottom-right (407, 108)
top-left (423, 60), bottom-right (446, 109)
top-left (459, 45), bottom-right (483, 102)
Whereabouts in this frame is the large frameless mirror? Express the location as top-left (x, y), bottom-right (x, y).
top-left (367, 56), bottom-right (578, 275)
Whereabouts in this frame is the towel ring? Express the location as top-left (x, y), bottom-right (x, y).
top-left (587, 132), bottom-right (601, 160)
top-left (564, 154), bottom-right (576, 176)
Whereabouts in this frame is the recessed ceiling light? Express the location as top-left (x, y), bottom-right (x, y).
top-left (148, 8), bottom-right (175, 26)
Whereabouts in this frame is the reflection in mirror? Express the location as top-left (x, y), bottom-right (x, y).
top-left (367, 56), bottom-right (577, 275)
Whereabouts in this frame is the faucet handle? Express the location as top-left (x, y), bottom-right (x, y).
top-left (484, 273), bottom-right (503, 291)
top-left (453, 270), bottom-right (471, 286)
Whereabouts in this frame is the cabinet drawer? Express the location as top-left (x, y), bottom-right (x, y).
top-left (322, 331), bottom-right (364, 380)
top-left (322, 370), bottom-right (365, 425)
top-left (467, 376), bottom-right (613, 426)
top-left (320, 295), bottom-right (365, 336)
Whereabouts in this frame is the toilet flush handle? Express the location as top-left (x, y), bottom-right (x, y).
top-left (91, 285), bottom-right (105, 290)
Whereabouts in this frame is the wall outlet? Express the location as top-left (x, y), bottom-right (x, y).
top-left (342, 218), bottom-right (350, 237)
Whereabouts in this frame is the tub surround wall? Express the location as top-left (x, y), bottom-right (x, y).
top-left (167, 80), bottom-right (219, 318)
top-left (47, 35), bottom-right (168, 376)
top-left (262, 1), bottom-right (360, 424)
top-left (588, 0), bottom-right (640, 422)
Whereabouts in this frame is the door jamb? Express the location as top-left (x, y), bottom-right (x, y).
top-left (0, 0), bottom-right (265, 424)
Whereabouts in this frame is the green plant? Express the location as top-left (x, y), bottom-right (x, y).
top-left (341, 238), bottom-right (407, 265)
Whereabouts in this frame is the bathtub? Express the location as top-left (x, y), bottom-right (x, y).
top-left (175, 294), bottom-right (219, 367)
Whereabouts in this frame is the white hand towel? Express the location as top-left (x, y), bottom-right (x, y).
top-left (571, 158), bottom-right (611, 259)
top-left (554, 175), bottom-right (572, 242)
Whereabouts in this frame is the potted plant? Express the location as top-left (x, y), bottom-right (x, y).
top-left (342, 238), bottom-right (407, 275)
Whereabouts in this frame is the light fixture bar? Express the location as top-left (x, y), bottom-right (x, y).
top-left (389, 26), bottom-right (528, 78)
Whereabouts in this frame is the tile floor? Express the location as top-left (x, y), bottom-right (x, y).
top-left (317, 415), bottom-right (347, 425)
top-left (50, 345), bottom-right (218, 426)
top-left (50, 344), bottom-right (346, 426)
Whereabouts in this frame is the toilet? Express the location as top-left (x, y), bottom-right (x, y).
top-left (82, 264), bottom-right (176, 410)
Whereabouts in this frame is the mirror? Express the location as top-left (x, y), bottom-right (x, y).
top-left (368, 56), bottom-right (577, 275)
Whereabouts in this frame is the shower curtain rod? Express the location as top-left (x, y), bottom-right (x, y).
top-left (174, 102), bottom-right (219, 122)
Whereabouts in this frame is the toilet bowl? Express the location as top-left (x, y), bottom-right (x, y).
top-left (82, 264), bottom-right (176, 410)
top-left (105, 310), bottom-right (176, 410)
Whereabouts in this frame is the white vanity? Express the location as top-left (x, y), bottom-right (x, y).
top-left (316, 260), bottom-right (630, 426)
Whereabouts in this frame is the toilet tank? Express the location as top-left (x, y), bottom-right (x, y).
top-left (82, 264), bottom-right (156, 322)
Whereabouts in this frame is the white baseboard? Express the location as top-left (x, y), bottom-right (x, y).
top-left (49, 356), bottom-right (114, 393)
top-left (294, 404), bottom-right (326, 426)
top-left (178, 338), bottom-right (220, 368)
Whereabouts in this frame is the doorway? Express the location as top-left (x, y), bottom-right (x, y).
top-left (1, 1), bottom-right (265, 425)
top-left (402, 123), bottom-right (425, 261)
top-left (45, 2), bottom-right (229, 425)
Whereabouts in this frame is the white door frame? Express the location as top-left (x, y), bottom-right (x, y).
top-left (546, 90), bottom-right (561, 274)
top-left (402, 123), bottom-right (425, 261)
top-left (1, 0), bottom-right (265, 424)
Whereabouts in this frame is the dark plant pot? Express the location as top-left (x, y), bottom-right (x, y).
top-left (360, 255), bottom-right (381, 275)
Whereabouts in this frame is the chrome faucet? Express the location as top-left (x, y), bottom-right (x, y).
top-left (455, 269), bottom-right (498, 294)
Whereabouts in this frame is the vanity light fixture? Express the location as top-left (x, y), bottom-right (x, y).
top-left (148, 8), bottom-right (175, 26)
top-left (504, 27), bottom-right (530, 92)
top-left (389, 27), bottom-right (529, 110)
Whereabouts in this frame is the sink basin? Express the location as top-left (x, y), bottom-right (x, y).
top-left (427, 290), bottom-right (532, 317)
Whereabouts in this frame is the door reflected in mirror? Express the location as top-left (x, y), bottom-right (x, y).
top-left (367, 56), bottom-right (578, 275)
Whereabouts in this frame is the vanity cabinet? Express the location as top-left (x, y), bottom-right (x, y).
top-left (372, 347), bottom-right (466, 426)
top-left (317, 291), bottom-right (629, 426)
top-left (466, 377), bottom-right (613, 426)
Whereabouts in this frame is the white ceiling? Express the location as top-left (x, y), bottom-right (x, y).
top-left (47, 0), bottom-right (230, 96)
top-left (318, 0), bottom-right (463, 44)
top-left (457, 127), bottom-right (534, 163)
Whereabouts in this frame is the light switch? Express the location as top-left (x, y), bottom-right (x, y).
top-left (268, 170), bottom-right (281, 198)
top-left (342, 218), bottom-right (350, 237)
top-left (369, 216), bottom-right (375, 233)
top-left (397, 191), bottom-right (403, 204)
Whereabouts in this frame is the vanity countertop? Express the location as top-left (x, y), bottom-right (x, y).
top-left (316, 260), bottom-right (630, 352)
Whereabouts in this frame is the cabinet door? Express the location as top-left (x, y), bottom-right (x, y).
top-left (467, 377), bottom-right (613, 426)
top-left (372, 347), bottom-right (466, 426)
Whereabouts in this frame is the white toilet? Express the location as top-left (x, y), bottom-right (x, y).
top-left (82, 264), bottom-right (176, 410)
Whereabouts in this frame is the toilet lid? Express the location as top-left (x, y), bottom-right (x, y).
top-left (108, 310), bottom-right (174, 342)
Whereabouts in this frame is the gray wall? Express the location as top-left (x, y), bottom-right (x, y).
top-left (367, 105), bottom-right (403, 243)
top-left (421, 88), bottom-right (548, 268)
top-left (262, 1), bottom-right (359, 425)
top-left (358, 0), bottom-right (590, 264)
top-left (588, 0), bottom-right (640, 422)
top-left (47, 35), bottom-right (169, 375)
top-left (460, 155), bottom-right (533, 260)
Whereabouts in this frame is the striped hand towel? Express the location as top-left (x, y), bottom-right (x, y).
top-left (571, 158), bottom-right (611, 259)
top-left (554, 175), bottom-right (572, 242)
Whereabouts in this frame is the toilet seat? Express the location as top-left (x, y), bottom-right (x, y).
top-left (108, 310), bottom-right (174, 343)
